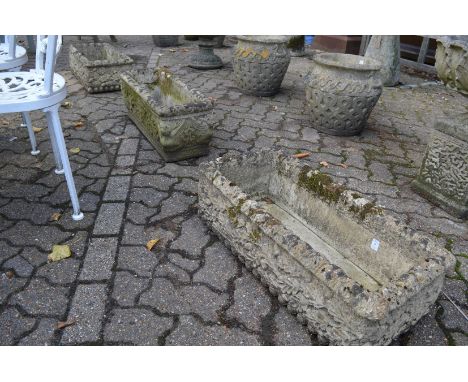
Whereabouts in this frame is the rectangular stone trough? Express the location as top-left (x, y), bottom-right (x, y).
top-left (198, 150), bottom-right (455, 345)
top-left (120, 68), bottom-right (214, 162)
top-left (69, 42), bottom-right (133, 93)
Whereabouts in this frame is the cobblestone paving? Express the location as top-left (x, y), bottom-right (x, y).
top-left (0, 36), bottom-right (467, 345)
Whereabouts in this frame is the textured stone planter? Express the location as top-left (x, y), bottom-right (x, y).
top-left (232, 35), bottom-right (291, 96)
top-left (305, 53), bottom-right (383, 136)
top-left (69, 43), bottom-right (133, 93)
top-left (198, 150), bottom-right (454, 345)
top-left (435, 37), bottom-right (468, 95)
top-left (120, 69), bottom-right (214, 162)
top-left (412, 113), bottom-right (468, 218)
top-left (365, 35), bottom-right (400, 86)
top-left (152, 35), bottom-right (179, 47)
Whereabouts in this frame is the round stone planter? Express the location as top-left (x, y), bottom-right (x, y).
top-left (232, 35), bottom-right (291, 96)
top-left (152, 35), bottom-right (179, 47)
top-left (305, 53), bottom-right (383, 136)
top-left (435, 37), bottom-right (468, 96)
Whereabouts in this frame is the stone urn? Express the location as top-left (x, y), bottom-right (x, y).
top-left (287, 35), bottom-right (305, 57)
top-left (152, 35), bottom-right (179, 47)
top-left (189, 36), bottom-right (223, 70)
top-left (365, 35), bottom-right (400, 87)
top-left (435, 37), bottom-right (468, 96)
top-left (305, 53), bottom-right (383, 136)
top-left (232, 35), bottom-right (291, 96)
top-left (213, 35), bottom-right (225, 48)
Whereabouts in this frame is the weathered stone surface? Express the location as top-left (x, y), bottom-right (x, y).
top-left (439, 300), bottom-right (468, 332)
top-left (170, 216), bottom-right (210, 258)
top-left (3, 255), bottom-right (34, 277)
top-left (365, 35), bottom-right (400, 87)
top-left (112, 271), bottom-right (149, 307)
top-left (0, 307), bottom-right (36, 345)
top-left (405, 305), bottom-right (448, 346)
top-left (117, 245), bottom-right (161, 277)
top-left (61, 284), bottom-right (107, 344)
top-left (139, 278), bottom-right (228, 322)
top-left (104, 308), bottom-right (173, 345)
top-left (18, 318), bottom-right (57, 346)
top-left (93, 203), bottom-right (126, 235)
top-left (0, 272), bottom-right (27, 304)
top-left (435, 37), bottom-right (468, 95)
top-left (80, 238), bottom-right (118, 281)
top-left (36, 258), bottom-right (80, 284)
top-left (198, 150), bottom-right (455, 344)
top-left (166, 315), bottom-right (260, 345)
top-left (273, 307), bottom-right (314, 345)
top-left (103, 176), bottom-right (131, 201)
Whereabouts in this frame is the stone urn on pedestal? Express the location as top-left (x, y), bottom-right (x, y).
top-left (305, 53), bottom-right (383, 136)
top-left (435, 36), bottom-right (468, 95)
top-left (232, 35), bottom-right (291, 96)
top-left (365, 35), bottom-right (400, 87)
top-left (189, 36), bottom-right (223, 70)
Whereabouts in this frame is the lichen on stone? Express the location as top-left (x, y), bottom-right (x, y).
top-left (297, 166), bottom-right (345, 203)
top-left (349, 201), bottom-right (383, 221)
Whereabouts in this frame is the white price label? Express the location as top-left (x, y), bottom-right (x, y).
top-left (371, 239), bottom-right (380, 252)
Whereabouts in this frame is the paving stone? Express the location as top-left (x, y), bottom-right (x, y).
top-left (2, 255), bottom-right (34, 277)
top-left (11, 278), bottom-right (69, 316)
top-left (0, 307), bottom-right (36, 345)
top-left (115, 155), bottom-right (135, 168)
top-left (405, 305), bottom-right (448, 345)
top-left (158, 163), bottom-right (199, 179)
top-left (0, 240), bottom-right (20, 265)
top-left (439, 300), bottom-right (468, 332)
top-left (130, 188), bottom-right (168, 207)
top-left (121, 222), bottom-right (175, 247)
top-left (133, 173), bottom-right (177, 191)
top-left (452, 332), bottom-right (468, 346)
top-left (174, 178), bottom-right (198, 194)
top-left (80, 238), bottom-right (118, 281)
top-left (93, 203), bottom-right (126, 235)
top-left (61, 284), bottom-right (107, 344)
top-left (273, 307), bottom-right (314, 345)
top-left (226, 270), bottom-right (272, 332)
top-left (193, 242), bottom-right (238, 291)
top-left (154, 262), bottom-right (191, 283)
top-left (118, 138), bottom-right (139, 155)
top-left (170, 216), bottom-right (210, 258)
top-left (126, 202), bottom-right (158, 224)
top-left (166, 315), bottom-right (260, 345)
top-left (152, 192), bottom-right (196, 221)
top-left (112, 271), bottom-right (150, 307)
top-left (104, 308), bottom-right (173, 345)
top-left (442, 278), bottom-right (467, 308)
top-left (140, 278), bottom-right (228, 322)
top-left (36, 258), bottom-right (80, 284)
top-left (0, 199), bottom-right (56, 225)
top-left (168, 252), bottom-right (200, 272)
top-left (117, 245), bottom-right (161, 277)
top-left (18, 318), bottom-right (57, 346)
top-left (103, 176), bottom-right (131, 201)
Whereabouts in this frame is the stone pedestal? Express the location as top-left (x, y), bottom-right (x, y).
top-left (365, 35), bottom-right (400, 87)
top-left (189, 36), bottom-right (223, 70)
top-left (412, 114), bottom-right (468, 219)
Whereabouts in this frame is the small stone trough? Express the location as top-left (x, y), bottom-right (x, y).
top-left (120, 68), bottom-right (214, 162)
top-left (69, 43), bottom-right (134, 93)
top-left (198, 150), bottom-right (455, 345)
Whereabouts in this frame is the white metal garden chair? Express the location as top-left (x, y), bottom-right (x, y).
top-left (0, 35), bottom-right (84, 220)
top-left (0, 35), bottom-right (39, 155)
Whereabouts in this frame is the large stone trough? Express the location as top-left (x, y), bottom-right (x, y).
top-left (198, 150), bottom-right (455, 345)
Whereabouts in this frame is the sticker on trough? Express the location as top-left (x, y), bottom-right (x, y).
top-left (371, 238), bottom-right (380, 252)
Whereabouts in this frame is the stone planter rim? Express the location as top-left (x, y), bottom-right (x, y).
top-left (236, 35), bottom-right (289, 44)
top-left (200, 149), bottom-right (455, 321)
top-left (313, 52), bottom-right (382, 72)
top-left (120, 69), bottom-right (214, 118)
top-left (69, 43), bottom-right (134, 68)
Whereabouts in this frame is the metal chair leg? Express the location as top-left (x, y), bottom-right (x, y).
top-left (21, 112), bottom-right (40, 155)
top-left (45, 105), bottom-right (83, 221)
top-left (45, 110), bottom-right (64, 174)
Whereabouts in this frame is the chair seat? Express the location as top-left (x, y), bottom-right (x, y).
top-left (0, 43), bottom-right (28, 71)
top-left (0, 70), bottom-right (67, 113)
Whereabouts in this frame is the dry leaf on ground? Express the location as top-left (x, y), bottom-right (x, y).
top-left (339, 163), bottom-right (348, 169)
top-left (48, 245), bottom-right (72, 262)
top-left (1, 119), bottom-right (9, 126)
top-left (69, 147), bottom-right (80, 154)
top-left (319, 161), bottom-right (329, 167)
top-left (32, 127), bottom-right (43, 133)
top-left (146, 239), bottom-right (160, 251)
top-left (62, 101), bottom-right (72, 108)
top-left (56, 319), bottom-right (76, 330)
top-left (292, 152), bottom-right (310, 159)
top-left (5, 271), bottom-right (14, 279)
top-left (74, 121), bottom-right (84, 128)
top-left (50, 212), bottom-right (62, 222)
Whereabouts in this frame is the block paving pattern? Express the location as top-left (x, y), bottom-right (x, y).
top-left (0, 36), bottom-right (467, 345)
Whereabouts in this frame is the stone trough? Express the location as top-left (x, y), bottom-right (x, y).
top-left (198, 150), bottom-right (455, 345)
top-left (69, 42), bottom-right (134, 93)
top-left (120, 68), bottom-right (214, 162)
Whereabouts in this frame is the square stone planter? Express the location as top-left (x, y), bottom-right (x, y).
top-left (120, 68), bottom-right (214, 162)
top-left (198, 150), bottom-right (455, 345)
top-left (69, 43), bottom-right (133, 93)
top-left (412, 114), bottom-right (468, 218)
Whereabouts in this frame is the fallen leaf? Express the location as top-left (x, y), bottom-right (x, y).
top-left (319, 161), bottom-right (329, 167)
top-left (5, 270), bottom-right (14, 279)
top-left (181, 48), bottom-right (189, 52)
top-left (32, 126), bottom-right (43, 133)
top-left (48, 245), bottom-right (72, 262)
top-left (74, 121), bottom-right (84, 128)
top-left (69, 147), bottom-right (81, 154)
top-left (62, 101), bottom-right (72, 108)
top-left (339, 163), bottom-right (348, 169)
top-left (50, 212), bottom-right (62, 222)
top-left (292, 152), bottom-right (310, 159)
top-left (0, 118), bottom-right (9, 126)
top-left (56, 319), bottom-right (76, 330)
top-left (169, 49), bottom-right (176, 52)
top-left (146, 238), bottom-right (160, 251)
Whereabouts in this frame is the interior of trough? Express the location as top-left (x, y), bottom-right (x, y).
top-left (74, 43), bottom-right (124, 62)
top-left (220, 157), bottom-right (424, 293)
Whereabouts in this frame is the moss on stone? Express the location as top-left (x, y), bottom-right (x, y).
top-left (349, 201), bottom-right (383, 221)
top-left (226, 198), bottom-right (246, 226)
top-left (298, 166), bottom-right (345, 203)
top-left (249, 229), bottom-right (261, 242)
